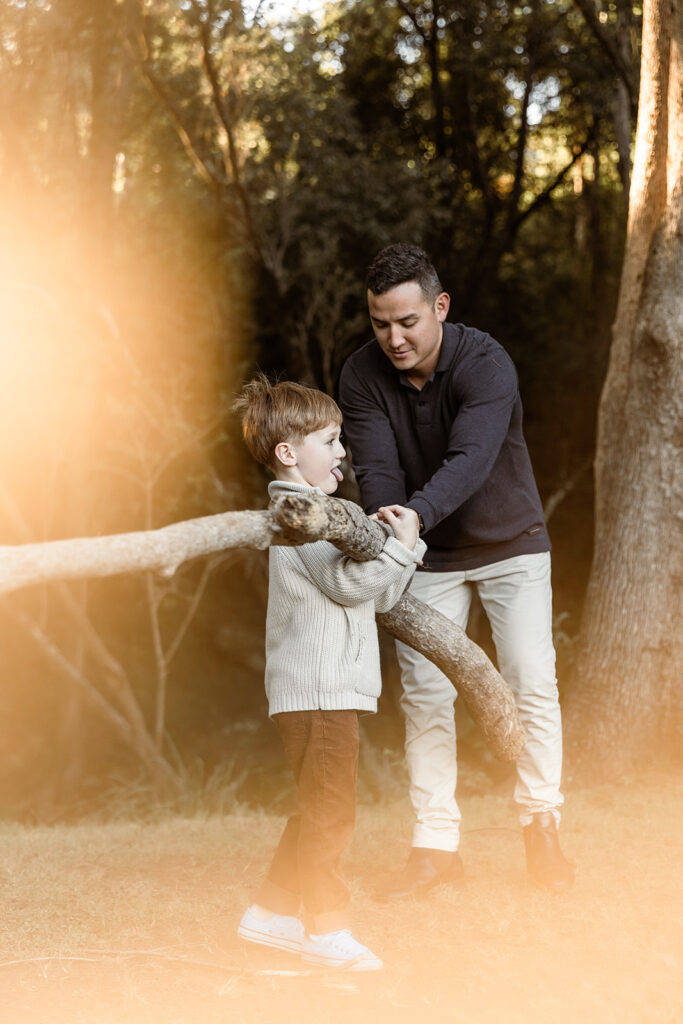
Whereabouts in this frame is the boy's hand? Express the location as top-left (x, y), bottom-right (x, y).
top-left (372, 505), bottom-right (420, 551)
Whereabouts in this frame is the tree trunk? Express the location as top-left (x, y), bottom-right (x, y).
top-left (572, 0), bottom-right (635, 199)
top-left (569, 0), bottom-right (683, 769)
top-left (0, 492), bottom-right (526, 761)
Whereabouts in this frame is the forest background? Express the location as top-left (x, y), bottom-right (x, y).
top-left (0, 0), bottom-right (669, 820)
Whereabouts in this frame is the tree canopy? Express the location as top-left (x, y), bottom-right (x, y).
top-left (4, 0), bottom-right (671, 818)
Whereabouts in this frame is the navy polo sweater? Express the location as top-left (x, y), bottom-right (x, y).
top-left (338, 321), bottom-right (550, 571)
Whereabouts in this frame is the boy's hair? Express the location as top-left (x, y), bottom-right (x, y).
top-left (366, 243), bottom-right (443, 304)
top-left (233, 373), bottom-right (342, 468)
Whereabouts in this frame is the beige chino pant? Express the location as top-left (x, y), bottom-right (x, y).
top-left (395, 551), bottom-right (563, 852)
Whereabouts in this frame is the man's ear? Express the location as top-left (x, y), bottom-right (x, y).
top-left (274, 441), bottom-right (297, 467)
top-left (435, 291), bottom-right (450, 322)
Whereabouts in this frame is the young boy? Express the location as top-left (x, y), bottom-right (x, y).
top-left (233, 376), bottom-right (426, 971)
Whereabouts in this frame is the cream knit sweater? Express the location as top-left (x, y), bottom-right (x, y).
top-left (265, 480), bottom-right (427, 715)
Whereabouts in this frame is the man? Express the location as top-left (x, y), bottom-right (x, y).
top-left (338, 243), bottom-right (573, 895)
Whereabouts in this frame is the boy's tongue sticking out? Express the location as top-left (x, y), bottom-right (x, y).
top-left (332, 467), bottom-right (343, 482)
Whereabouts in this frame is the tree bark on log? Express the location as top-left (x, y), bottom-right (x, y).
top-left (377, 595), bottom-right (524, 762)
top-left (1, 492), bottom-right (526, 761)
top-left (0, 510), bottom-right (275, 594)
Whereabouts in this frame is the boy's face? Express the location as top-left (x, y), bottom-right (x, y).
top-left (276, 421), bottom-right (345, 494)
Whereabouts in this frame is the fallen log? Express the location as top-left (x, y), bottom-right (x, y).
top-left (0, 491), bottom-right (526, 760)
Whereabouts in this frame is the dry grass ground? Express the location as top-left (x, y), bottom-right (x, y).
top-left (1, 772), bottom-right (682, 1024)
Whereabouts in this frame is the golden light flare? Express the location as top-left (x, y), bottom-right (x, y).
top-left (0, 174), bottom-right (245, 545)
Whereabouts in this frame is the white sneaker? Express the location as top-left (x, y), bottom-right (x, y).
top-left (302, 929), bottom-right (382, 971)
top-left (237, 907), bottom-right (306, 953)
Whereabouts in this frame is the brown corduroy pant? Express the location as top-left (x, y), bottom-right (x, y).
top-left (256, 708), bottom-right (360, 934)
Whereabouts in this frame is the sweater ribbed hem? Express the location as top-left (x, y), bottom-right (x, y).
top-left (268, 692), bottom-right (377, 716)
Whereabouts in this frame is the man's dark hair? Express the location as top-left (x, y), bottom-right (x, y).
top-left (366, 243), bottom-right (443, 303)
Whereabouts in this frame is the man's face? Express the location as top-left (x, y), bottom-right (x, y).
top-left (368, 281), bottom-right (450, 385)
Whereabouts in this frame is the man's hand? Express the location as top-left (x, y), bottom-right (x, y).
top-left (371, 505), bottom-right (420, 552)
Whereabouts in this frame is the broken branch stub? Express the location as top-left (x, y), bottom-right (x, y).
top-left (269, 491), bottom-right (386, 560)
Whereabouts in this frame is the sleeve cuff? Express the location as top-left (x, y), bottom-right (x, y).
top-left (383, 535), bottom-right (426, 565)
top-left (406, 498), bottom-right (434, 533)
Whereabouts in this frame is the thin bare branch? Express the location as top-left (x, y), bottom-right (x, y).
top-left (463, 69), bottom-right (495, 211)
top-left (164, 553), bottom-right (228, 665)
top-left (123, 23), bottom-right (224, 191)
top-left (394, 0), bottom-right (423, 36)
top-left (0, 483), bottom-right (161, 730)
top-left (144, 571), bottom-right (168, 750)
top-left (506, 64), bottom-right (533, 234)
top-left (512, 127), bottom-right (596, 234)
top-left (6, 603), bottom-right (134, 743)
top-left (543, 457), bottom-right (592, 523)
top-left (572, 0), bottom-right (635, 106)
top-left (195, 0), bottom-right (264, 260)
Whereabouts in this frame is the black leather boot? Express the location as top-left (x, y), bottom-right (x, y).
top-left (523, 812), bottom-right (574, 890)
top-left (377, 847), bottom-right (464, 900)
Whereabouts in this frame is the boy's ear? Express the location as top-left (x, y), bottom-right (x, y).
top-left (274, 441), bottom-right (297, 467)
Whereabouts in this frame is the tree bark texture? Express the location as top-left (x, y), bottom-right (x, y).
top-left (0, 510), bottom-right (275, 594)
top-left (0, 492), bottom-right (525, 761)
top-left (572, 0), bottom-right (683, 766)
top-left (377, 595), bottom-right (524, 763)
